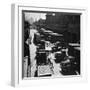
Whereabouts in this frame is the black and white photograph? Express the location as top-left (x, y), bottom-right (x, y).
top-left (22, 10), bottom-right (80, 78)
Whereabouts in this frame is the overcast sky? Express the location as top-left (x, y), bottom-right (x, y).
top-left (24, 12), bottom-right (46, 24)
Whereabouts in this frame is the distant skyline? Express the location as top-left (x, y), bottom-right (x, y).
top-left (24, 12), bottom-right (46, 24)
